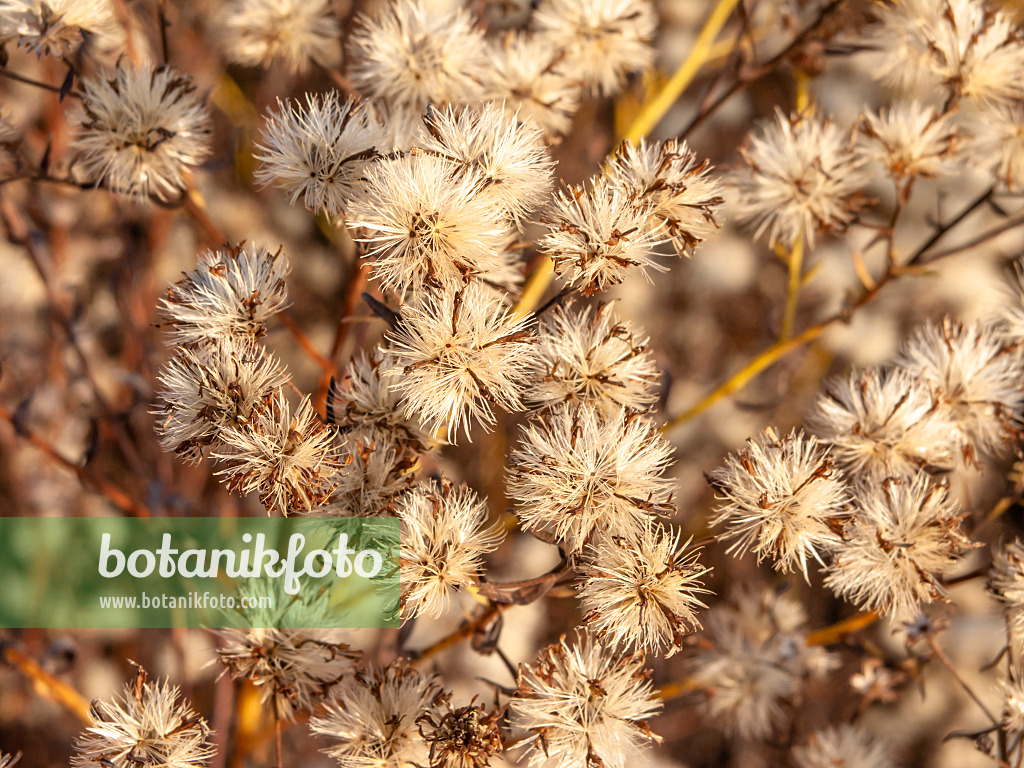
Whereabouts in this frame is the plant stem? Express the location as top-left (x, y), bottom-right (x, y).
top-left (779, 234), bottom-right (805, 341)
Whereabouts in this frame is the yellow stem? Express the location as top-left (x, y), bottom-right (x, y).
top-left (805, 611), bottom-right (879, 646)
top-left (779, 234), bottom-right (805, 342)
top-left (794, 69), bottom-right (811, 113)
top-left (513, 257), bottom-right (555, 318)
top-left (660, 322), bottom-right (824, 434)
top-left (656, 677), bottom-right (702, 701)
top-left (623, 0), bottom-right (743, 143)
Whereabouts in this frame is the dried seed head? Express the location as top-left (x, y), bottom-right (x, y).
top-left (71, 64), bottom-right (212, 202)
top-left (72, 665), bottom-right (214, 768)
top-left (792, 725), bottom-right (895, 768)
top-left (989, 539), bottom-right (1024, 661)
top-left (214, 392), bottom-right (340, 515)
top-left (0, 0), bottom-right (120, 58)
top-left (159, 244), bottom-right (291, 345)
top-left (311, 663), bottom-right (447, 768)
top-left (860, 101), bottom-right (957, 179)
top-left (510, 630), bottom-right (662, 768)
top-left (219, 0), bottom-right (341, 73)
top-left (418, 698), bottom-right (503, 768)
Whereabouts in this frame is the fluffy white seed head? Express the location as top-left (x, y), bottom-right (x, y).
top-left (311, 663), bottom-right (447, 768)
top-left (895, 318), bottom-right (1024, 461)
top-left (871, 0), bottom-right (1024, 108)
top-left (578, 523), bottom-right (710, 656)
top-left (688, 588), bottom-right (834, 740)
top-left (996, 257), bottom-right (1024, 344)
top-left (1000, 668), bottom-right (1024, 736)
top-left (382, 283), bottom-right (538, 443)
top-left (963, 103), bottom-right (1024, 192)
top-left (860, 101), bottom-right (957, 179)
top-left (531, 0), bottom-right (656, 96)
top-left (214, 392), bottom-right (340, 515)
top-left (159, 244), bottom-right (290, 345)
top-left (508, 406), bottom-right (675, 553)
top-left (72, 666), bottom-right (214, 768)
top-left (217, 626), bottom-right (358, 721)
top-left (527, 301), bottom-right (660, 414)
top-left (218, 0), bottom-right (340, 73)
top-left (71, 64), bottom-right (212, 202)
top-left (255, 93), bottom-right (385, 220)
top-left (731, 110), bottom-right (867, 249)
top-left (510, 630), bottom-right (662, 768)
top-left (792, 725), bottom-right (895, 768)
top-left (154, 339), bottom-right (288, 465)
top-left (709, 427), bottom-right (850, 578)
top-left (824, 473), bottom-right (974, 624)
top-left (0, 0), bottom-right (120, 58)
top-left (541, 177), bottom-right (667, 295)
top-left (396, 480), bottom-right (504, 620)
top-left (607, 138), bottom-right (724, 255)
top-left (484, 32), bottom-right (580, 137)
top-left (350, 153), bottom-right (512, 298)
top-left (415, 103), bottom-right (554, 226)
top-left (348, 0), bottom-right (487, 111)
top-left (808, 367), bottom-right (956, 481)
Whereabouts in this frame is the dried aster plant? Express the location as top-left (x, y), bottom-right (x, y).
top-left (824, 473), bottom-right (974, 623)
top-left (72, 665), bottom-right (213, 768)
top-left (311, 662), bottom-right (447, 768)
top-left (70, 64), bottom-right (212, 202)
top-left (510, 630), bottom-right (662, 768)
top-left (860, 101), bottom-right (957, 180)
top-left (217, 624), bottom-right (357, 721)
top-left (255, 92), bottom-right (385, 220)
top-left (578, 522), bottom-right (709, 655)
top-left (382, 283), bottom-right (537, 442)
top-left (0, 0), bottom-right (119, 58)
top-left (709, 427), bottom-right (850, 578)
top-left (218, 0), bottom-right (340, 73)
top-left (527, 301), bottom-right (660, 414)
top-left (508, 406), bottom-right (675, 553)
top-left (159, 243), bottom-right (290, 345)
top-left (417, 696), bottom-right (503, 768)
top-left (990, 539), bottom-right (1024, 660)
top-left (214, 391), bottom-right (340, 514)
top-left (396, 480), bottom-right (504, 619)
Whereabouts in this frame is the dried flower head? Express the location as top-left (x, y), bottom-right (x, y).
top-left (689, 588), bottom-right (833, 740)
top-left (417, 698), bottom-right (503, 768)
top-left (510, 630), bottom-right (662, 768)
top-left (415, 103), bottom-right (554, 226)
top-left (319, 429), bottom-right (416, 516)
top-left (541, 177), bottom-right (666, 295)
top-left (72, 665), bottom-right (213, 768)
top-left (485, 33), bottom-right (580, 137)
top-left (159, 244), bottom-right (290, 345)
top-left (311, 663), bottom-right (446, 768)
top-left (219, 0), bottom-right (340, 73)
top-left (808, 367), bottom-right (956, 481)
top-left (531, 0), bottom-right (656, 96)
top-left (154, 339), bottom-right (288, 464)
top-left (255, 93), bottom-right (384, 220)
top-left (895, 318), bottom-right (1024, 460)
top-left (382, 283), bottom-right (537, 442)
top-left (214, 392), bottom-right (340, 514)
top-left (824, 473), bottom-right (974, 623)
top-left (997, 257), bottom-right (1024, 343)
top-left (731, 110), bottom-right (867, 249)
top-left (792, 725), bottom-right (894, 768)
top-left (709, 427), bottom-right (850, 578)
top-left (607, 138), bottom-right (724, 255)
top-left (348, 0), bottom-right (487, 111)
top-left (396, 480), bottom-right (504, 619)
top-left (350, 153), bottom-right (512, 297)
top-left (0, 0), bottom-right (119, 58)
top-left (964, 103), bottom-right (1024, 191)
top-left (578, 523), bottom-right (709, 656)
top-left (872, 0), bottom-right (1024, 107)
top-left (217, 626), bottom-right (357, 720)
top-left (527, 301), bottom-right (660, 414)
top-left (990, 539), bottom-right (1024, 661)
top-left (860, 101), bottom-right (957, 179)
top-left (508, 406), bottom-right (675, 553)
top-left (331, 352), bottom-right (431, 453)
top-left (71, 64), bottom-right (212, 202)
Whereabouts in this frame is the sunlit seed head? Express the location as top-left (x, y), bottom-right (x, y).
top-left (219, 0), bottom-right (341, 73)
